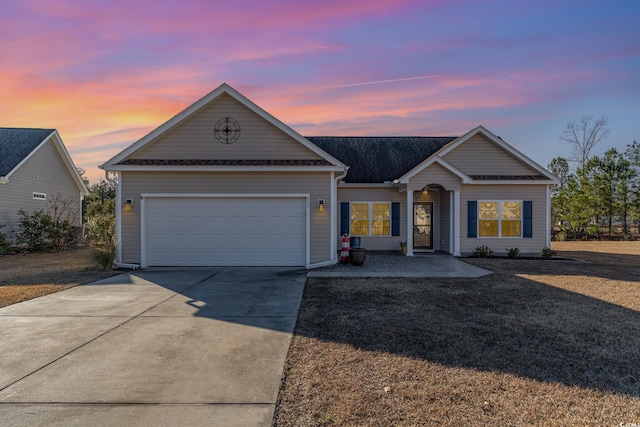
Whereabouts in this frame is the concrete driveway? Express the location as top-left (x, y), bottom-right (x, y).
top-left (0, 267), bottom-right (307, 427)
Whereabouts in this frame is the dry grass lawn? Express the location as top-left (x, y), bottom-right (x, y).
top-left (274, 241), bottom-right (640, 426)
top-left (0, 247), bottom-right (117, 308)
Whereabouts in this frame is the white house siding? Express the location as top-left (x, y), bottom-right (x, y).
top-left (130, 94), bottom-right (322, 161)
top-left (337, 186), bottom-right (406, 251)
top-left (120, 171), bottom-right (332, 265)
top-left (0, 140), bottom-right (81, 238)
top-left (442, 134), bottom-right (540, 176)
top-left (460, 184), bottom-right (549, 254)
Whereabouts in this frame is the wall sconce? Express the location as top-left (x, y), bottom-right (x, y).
top-left (124, 199), bottom-right (133, 212)
top-left (318, 199), bottom-right (325, 212)
top-left (421, 186), bottom-right (429, 195)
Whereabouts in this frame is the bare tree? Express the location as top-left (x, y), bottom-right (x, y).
top-left (560, 115), bottom-right (610, 169)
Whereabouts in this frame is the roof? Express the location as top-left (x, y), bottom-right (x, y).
top-left (0, 128), bottom-right (55, 176)
top-left (117, 159), bottom-right (332, 166)
top-left (306, 136), bottom-right (457, 183)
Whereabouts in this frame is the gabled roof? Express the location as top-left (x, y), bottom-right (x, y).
top-left (0, 127), bottom-right (88, 193)
top-left (101, 83), bottom-right (346, 171)
top-left (0, 128), bottom-right (55, 176)
top-left (398, 125), bottom-right (558, 184)
top-left (307, 137), bottom-right (456, 183)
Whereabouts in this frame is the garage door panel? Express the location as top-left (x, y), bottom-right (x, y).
top-left (145, 197), bottom-right (306, 266)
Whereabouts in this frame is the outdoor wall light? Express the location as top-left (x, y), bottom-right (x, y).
top-left (124, 199), bottom-right (133, 212)
top-left (318, 199), bottom-right (325, 212)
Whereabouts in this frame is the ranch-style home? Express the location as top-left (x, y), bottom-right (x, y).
top-left (101, 83), bottom-right (557, 268)
top-left (0, 128), bottom-right (87, 239)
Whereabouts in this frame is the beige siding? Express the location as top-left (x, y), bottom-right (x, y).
top-left (409, 162), bottom-right (462, 191)
top-left (443, 134), bottom-right (540, 176)
top-left (0, 140), bottom-right (81, 239)
top-left (460, 185), bottom-right (549, 254)
top-left (120, 171), bottom-right (332, 265)
top-left (129, 94), bottom-right (322, 161)
top-left (337, 187), bottom-right (406, 251)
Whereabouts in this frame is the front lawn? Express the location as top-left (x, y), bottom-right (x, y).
top-left (274, 242), bottom-right (640, 426)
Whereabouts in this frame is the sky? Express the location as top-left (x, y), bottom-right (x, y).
top-left (2, 0), bottom-right (639, 184)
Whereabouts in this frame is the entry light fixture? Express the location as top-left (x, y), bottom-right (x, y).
top-left (318, 199), bottom-right (325, 212)
top-left (124, 199), bottom-right (133, 212)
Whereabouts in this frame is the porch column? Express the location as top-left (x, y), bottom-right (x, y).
top-left (406, 189), bottom-right (414, 256)
top-left (453, 189), bottom-right (461, 256)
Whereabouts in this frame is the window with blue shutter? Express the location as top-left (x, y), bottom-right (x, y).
top-left (391, 202), bottom-right (400, 236)
top-left (467, 200), bottom-right (477, 238)
top-left (523, 201), bottom-right (533, 238)
top-left (340, 202), bottom-right (350, 235)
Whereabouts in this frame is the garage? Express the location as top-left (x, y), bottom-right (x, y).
top-left (143, 196), bottom-right (307, 267)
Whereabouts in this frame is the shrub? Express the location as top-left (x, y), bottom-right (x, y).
top-left (0, 224), bottom-right (10, 255)
top-left (540, 247), bottom-right (557, 259)
top-left (506, 247), bottom-right (520, 259)
top-left (15, 195), bottom-right (79, 252)
top-left (84, 198), bottom-right (116, 270)
top-left (471, 245), bottom-right (494, 258)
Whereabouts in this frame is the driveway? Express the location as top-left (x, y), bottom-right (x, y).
top-left (0, 267), bottom-right (307, 427)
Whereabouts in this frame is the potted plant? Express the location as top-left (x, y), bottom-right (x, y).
top-left (399, 241), bottom-right (407, 254)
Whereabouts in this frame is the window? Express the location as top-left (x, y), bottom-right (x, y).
top-left (350, 202), bottom-right (391, 236)
top-left (478, 201), bottom-right (521, 237)
top-left (32, 192), bottom-right (47, 201)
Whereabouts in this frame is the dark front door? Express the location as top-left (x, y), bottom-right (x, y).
top-left (413, 202), bottom-right (433, 250)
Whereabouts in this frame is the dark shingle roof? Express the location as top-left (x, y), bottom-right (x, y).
top-left (0, 128), bottom-right (55, 176)
top-left (307, 136), bottom-right (457, 183)
top-left (117, 159), bottom-right (332, 166)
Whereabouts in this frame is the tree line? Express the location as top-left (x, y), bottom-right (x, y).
top-left (549, 116), bottom-right (639, 240)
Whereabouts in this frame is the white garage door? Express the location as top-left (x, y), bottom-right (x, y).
top-left (144, 197), bottom-right (307, 266)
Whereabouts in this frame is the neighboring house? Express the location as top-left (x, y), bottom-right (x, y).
top-left (0, 128), bottom-right (87, 240)
top-left (101, 83), bottom-right (558, 268)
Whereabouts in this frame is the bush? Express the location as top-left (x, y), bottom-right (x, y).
top-left (0, 224), bottom-right (10, 255)
top-left (540, 247), bottom-right (557, 259)
top-left (84, 198), bottom-right (116, 270)
top-left (471, 245), bottom-right (494, 258)
top-left (15, 195), bottom-right (79, 252)
top-left (506, 247), bottom-right (520, 259)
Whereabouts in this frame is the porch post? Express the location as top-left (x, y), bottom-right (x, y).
top-left (453, 189), bottom-right (461, 256)
top-left (546, 185), bottom-right (551, 248)
top-left (406, 189), bottom-right (414, 256)
top-left (449, 191), bottom-right (454, 255)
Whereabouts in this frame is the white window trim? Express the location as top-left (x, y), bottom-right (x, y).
top-left (477, 200), bottom-right (523, 238)
top-left (350, 201), bottom-right (391, 237)
top-left (32, 192), bottom-right (47, 201)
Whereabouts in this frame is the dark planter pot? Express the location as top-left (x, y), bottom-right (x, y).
top-left (349, 248), bottom-right (366, 266)
top-left (350, 236), bottom-right (361, 249)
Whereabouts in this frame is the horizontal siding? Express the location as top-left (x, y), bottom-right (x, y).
top-left (409, 162), bottom-right (462, 191)
top-left (0, 140), bottom-right (81, 239)
top-left (120, 171), bottom-right (332, 265)
top-left (130, 94), bottom-right (322, 161)
top-left (460, 184), bottom-right (548, 254)
top-left (337, 187), bottom-right (406, 251)
top-left (443, 135), bottom-right (539, 176)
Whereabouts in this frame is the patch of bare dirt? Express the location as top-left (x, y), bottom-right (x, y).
top-left (0, 247), bottom-right (117, 308)
top-left (274, 242), bottom-right (640, 426)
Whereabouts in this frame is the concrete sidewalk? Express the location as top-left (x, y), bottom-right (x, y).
top-left (308, 251), bottom-right (491, 278)
top-left (0, 267), bottom-right (307, 427)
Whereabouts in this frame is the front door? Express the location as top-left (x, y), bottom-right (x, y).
top-left (413, 202), bottom-right (433, 250)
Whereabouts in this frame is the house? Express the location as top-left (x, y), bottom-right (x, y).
top-left (100, 83), bottom-right (557, 268)
top-left (0, 128), bottom-right (87, 239)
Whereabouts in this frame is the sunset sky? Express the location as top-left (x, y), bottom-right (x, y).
top-left (3, 0), bottom-right (639, 184)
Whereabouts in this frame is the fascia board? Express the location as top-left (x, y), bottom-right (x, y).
top-left (469, 179), bottom-right (560, 185)
top-left (50, 130), bottom-right (89, 195)
top-left (101, 165), bottom-right (346, 173)
top-left (0, 177), bottom-right (8, 184)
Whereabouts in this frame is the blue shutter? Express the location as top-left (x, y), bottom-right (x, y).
top-left (523, 201), bottom-right (533, 238)
top-left (467, 200), bottom-right (477, 238)
top-left (340, 202), bottom-right (350, 235)
top-left (391, 202), bottom-right (400, 236)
